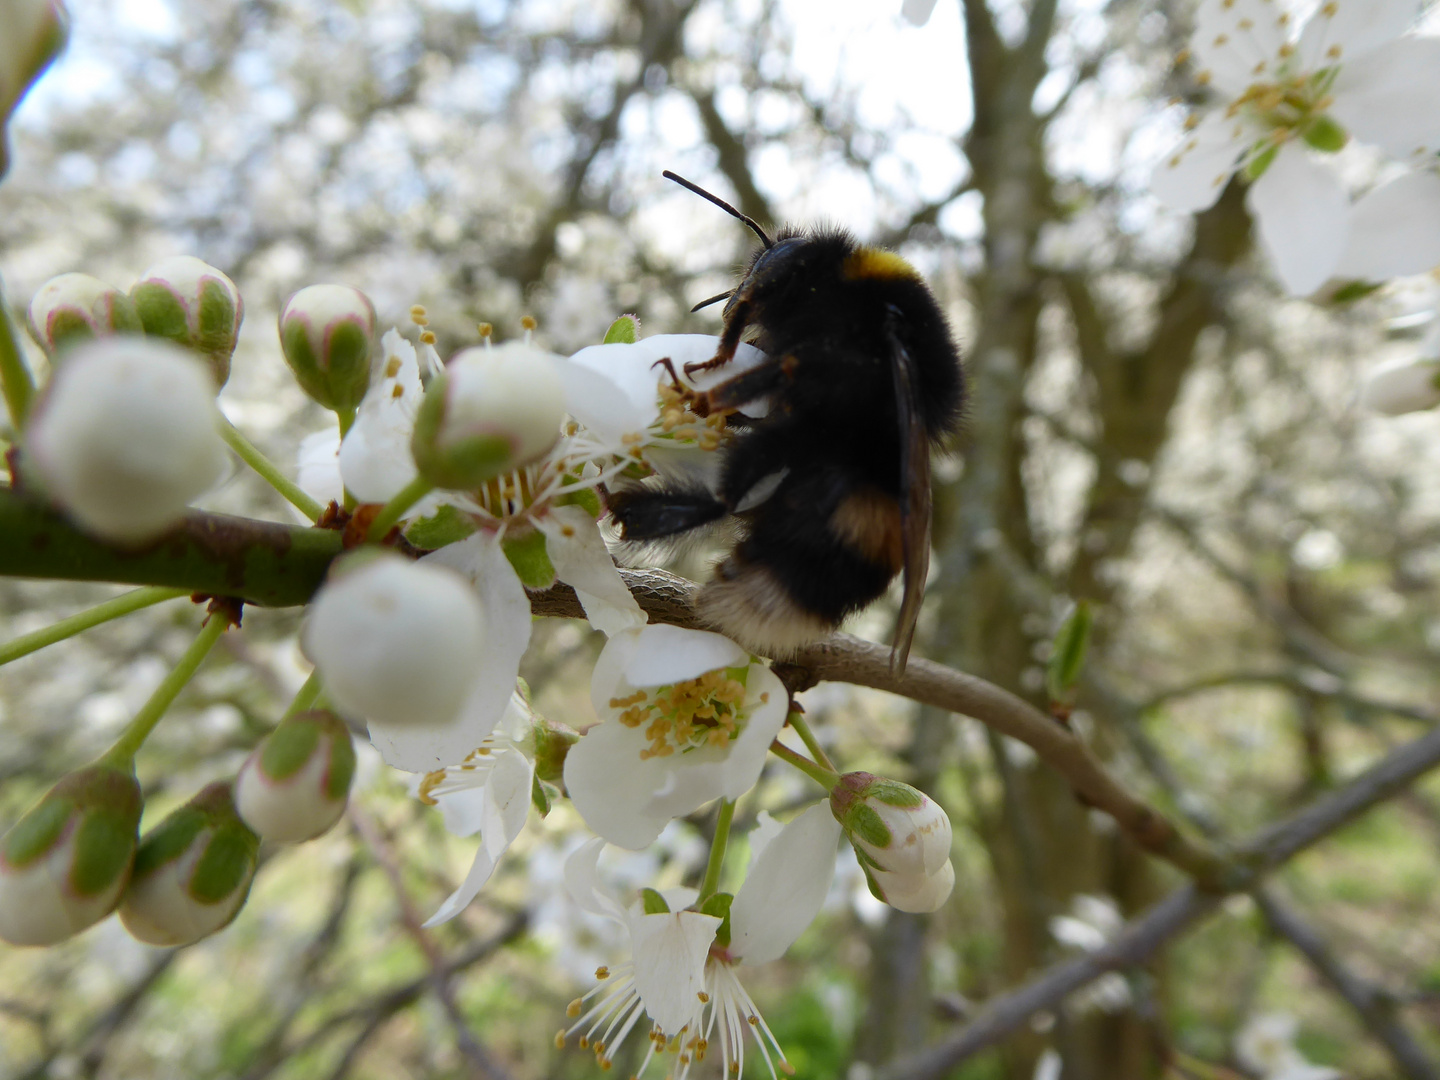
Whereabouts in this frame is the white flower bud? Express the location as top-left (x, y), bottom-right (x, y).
top-left (866, 858), bottom-right (955, 914)
top-left (1359, 356), bottom-right (1440, 415)
top-left (235, 710), bottom-right (356, 843)
top-left (830, 772), bottom-right (952, 879)
top-left (119, 782), bottom-right (259, 947)
top-left (0, 761), bottom-right (142, 946)
top-left (278, 284), bottom-right (376, 414)
top-left (302, 554), bottom-right (485, 730)
top-left (411, 342), bottom-right (565, 489)
top-left (130, 256), bottom-right (244, 387)
top-left (27, 272), bottom-right (142, 354)
top-left (0, 0), bottom-right (67, 177)
top-left (25, 337), bottom-right (226, 544)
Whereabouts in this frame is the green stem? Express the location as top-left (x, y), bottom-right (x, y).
top-left (788, 711), bottom-right (836, 772)
top-left (769, 740), bottom-right (839, 791)
top-left (698, 798), bottom-right (736, 901)
top-left (336, 405), bottom-right (356, 438)
top-left (217, 415), bottom-right (325, 522)
top-left (0, 586), bottom-right (190, 667)
top-left (365, 474), bottom-right (434, 542)
top-left (283, 669), bottom-right (324, 718)
top-left (0, 290), bottom-right (35, 431)
top-left (103, 612), bottom-right (230, 764)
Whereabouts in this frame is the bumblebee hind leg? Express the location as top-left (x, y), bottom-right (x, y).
top-left (608, 486), bottom-right (728, 540)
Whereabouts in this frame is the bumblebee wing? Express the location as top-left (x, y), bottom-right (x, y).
top-left (888, 310), bottom-right (931, 675)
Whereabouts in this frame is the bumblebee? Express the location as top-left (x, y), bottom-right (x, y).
top-left (610, 172), bottom-right (964, 671)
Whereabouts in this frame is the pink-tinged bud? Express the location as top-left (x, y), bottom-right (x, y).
top-left (235, 710), bottom-right (356, 843)
top-left (0, 761), bottom-right (143, 946)
top-left (118, 782), bottom-right (259, 947)
top-left (830, 772), bottom-right (952, 879)
top-left (301, 554), bottom-right (485, 730)
top-left (410, 343), bottom-right (565, 490)
top-left (25, 337), bottom-right (226, 544)
top-left (278, 284), bottom-right (376, 414)
top-left (27, 272), bottom-right (143, 355)
top-left (0, 0), bottom-right (67, 178)
top-left (130, 256), bottom-right (244, 387)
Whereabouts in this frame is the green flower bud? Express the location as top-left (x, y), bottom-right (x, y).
top-left (278, 284), bottom-right (376, 414)
top-left (119, 782), bottom-right (259, 947)
top-left (831, 772), bottom-right (953, 911)
top-left (235, 710), bottom-right (356, 843)
top-left (0, 0), bottom-right (68, 179)
top-left (531, 716), bottom-right (579, 787)
top-left (130, 256), bottom-right (244, 387)
top-left (27, 272), bottom-right (143, 356)
top-left (0, 760), bottom-right (142, 946)
top-left (410, 342), bottom-right (565, 490)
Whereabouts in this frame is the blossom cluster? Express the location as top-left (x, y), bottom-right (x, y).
top-left (0, 263), bottom-right (956, 1076)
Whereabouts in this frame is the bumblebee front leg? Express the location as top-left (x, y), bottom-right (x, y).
top-left (682, 297), bottom-right (753, 378)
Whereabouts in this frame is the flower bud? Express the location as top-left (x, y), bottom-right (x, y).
top-left (302, 554), bottom-right (485, 730)
top-left (129, 256), bottom-right (244, 387)
top-left (1359, 356), bottom-right (1440, 415)
top-left (235, 710), bottom-right (356, 843)
top-left (0, 761), bottom-right (142, 946)
top-left (865, 858), bottom-right (955, 914)
top-left (830, 772), bottom-right (952, 880)
top-left (25, 337), bottom-right (226, 544)
top-left (0, 0), bottom-right (67, 178)
top-left (411, 342), bottom-right (565, 490)
top-left (27, 272), bottom-right (143, 355)
top-left (119, 782), bottom-right (259, 947)
top-left (278, 284), bottom-right (376, 414)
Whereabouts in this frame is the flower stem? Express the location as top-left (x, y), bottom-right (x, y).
top-left (283, 669), bottom-right (325, 718)
top-left (0, 290), bottom-right (35, 431)
top-left (769, 740), bottom-right (838, 791)
top-left (698, 798), bottom-right (736, 901)
top-left (336, 405), bottom-right (356, 439)
top-left (788, 711), bottom-right (836, 772)
top-left (365, 474), bottom-right (434, 542)
top-left (103, 611), bottom-right (230, 765)
top-left (0, 586), bottom-right (190, 668)
top-left (217, 415), bottom-right (325, 522)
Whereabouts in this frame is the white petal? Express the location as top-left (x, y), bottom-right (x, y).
top-left (564, 720), bottom-right (678, 849)
top-left (538, 505), bottom-right (646, 636)
top-left (1150, 110), bottom-right (1251, 213)
top-left (590, 628), bottom-right (644, 720)
top-left (296, 429), bottom-right (343, 508)
top-left (424, 843), bottom-right (498, 927)
top-left (1358, 356), bottom-right (1440, 414)
top-left (729, 802), bottom-right (840, 965)
top-left (900, 0), bottom-right (937, 25)
top-left (563, 837), bottom-right (627, 924)
top-left (1336, 170), bottom-right (1440, 281)
top-left (1332, 38), bottom-right (1440, 158)
top-left (628, 908), bottom-right (722, 1035)
top-left (1246, 144), bottom-right (1349, 295)
top-left (340, 330), bottom-right (425, 503)
top-left (870, 859), bottom-right (955, 913)
top-left (435, 775), bottom-right (497, 837)
top-left (623, 625), bottom-right (747, 687)
top-left (1297, 0), bottom-right (1420, 70)
top-left (556, 356), bottom-right (650, 445)
top-left (743, 811), bottom-right (786, 870)
top-left (1189, 0), bottom-right (1290, 96)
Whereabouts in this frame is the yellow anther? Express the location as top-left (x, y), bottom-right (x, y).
top-left (391, 384), bottom-right (404, 399)
top-left (567, 999), bottom-right (583, 1017)
top-left (385, 356), bottom-right (402, 377)
top-left (410, 304), bottom-right (428, 324)
top-left (420, 330), bottom-right (436, 345)
top-left (555, 1032), bottom-right (567, 1049)
top-left (521, 315), bottom-right (538, 332)
top-left (477, 322), bottom-right (494, 340)
top-left (595, 966), bottom-right (610, 979)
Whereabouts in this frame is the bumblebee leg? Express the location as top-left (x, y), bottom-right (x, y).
top-left (608, 487), bottom-right (728, 540)
top-left (683, 297), bottom-right (753, 378)
top-left (700, 353), bottom-right (793, 413)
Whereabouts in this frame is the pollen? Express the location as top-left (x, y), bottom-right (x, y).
top-left (385, 356), bottom-right (402, 377)
top-left (611, 669), bottom-right (749, 759)
top-left (410, 304), bottom-right (428, 326)
top-left (567, 999), bottom-right (583, 1018)
top-left (477, 322), bottom-right (493, 341)
top-left (595, 965), bottom-right (610, 979)
top-left (521, 315), bottom-right (538, 332)
top-left (420, 330), bottom-right (437, 345)
top-left (391, 384), bottom-right (404, 399)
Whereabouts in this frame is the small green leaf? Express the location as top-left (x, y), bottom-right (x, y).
top-left (531, 774), bottom-right (554, 817)
top-left (1327, 280), bottom-right (1383, 305)
top-left (404, 504), bottom-right (478, 549)
top-left (603, 315), bottom-right (640, 345)
top-left (503, 528), bottom-right (557, 589)
top-left (640, 887), bottom-right (670, 914)
top-left (1047, 600), bottom-right (1093, 704)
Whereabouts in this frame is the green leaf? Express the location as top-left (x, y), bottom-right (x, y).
top-left (1046, 600), bottom-right (1093, 704)
top-left (404, 504), bottom-right (478, 549)
top-left (603, 315), bottom-right (640, 345)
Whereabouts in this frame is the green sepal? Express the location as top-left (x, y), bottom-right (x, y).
top-left (189, 821), bottom-right (259, 905)
top-left (323, 720), bottom-right (358, 802)
top-left (1, 763), bottom-right (142, 898)
top-left (1327, 280), bottom-right (1384, 305)
top-left (280, 315), bottom-right (371, 414)
top-left (640, 887), bottom-right (671, 914)
top-left (1302, 115), bottom-right (1348, 153)
top-left (404, 505), bottom-right (478, 549)
top-left (1243, 144), bottom-right (1278, 181)
top-left (845, 804), bottom-right (893, 850)
top-left (45, 294), bottom-right (143, 357)
top-left (865, 777), bottom-right (925, 809)
top-left (554, 485), bottom-right (602, 519)
top-left (603, 315), bottom-right (640, 345)
top-left (410, 373), bottom-right (518, 490)
top-left (2, 797), bottom-right (72, 868)
top-left (1046, 600), bottom-right (1092, 704)
top-left (504, 528), bottom-right (557, 589)
top-left (70, 804), bottom-right (138, 896)
top-left (259, 714), bottom-right (321, 781)
top-left (850, 842), bottom-right (884, 873)
top-left (532, 719), bottom-right (579, 785)
top-left (132, 783), bottom-right (257, 904)
top-left (531, 774), bottom-right (555, 817)
top-left (700, 891), bottom-right (733, 949)
top-left (131, 283), bottom-right (189, 349)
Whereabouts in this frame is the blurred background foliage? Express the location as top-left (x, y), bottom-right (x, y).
top-left (2, 0), bottom-right (1439, 1077)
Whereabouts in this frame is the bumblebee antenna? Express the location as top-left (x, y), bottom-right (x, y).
top-left (689, 290), bottom-right (733, 313)
top-left (663, 170), bottom-right (774, 249)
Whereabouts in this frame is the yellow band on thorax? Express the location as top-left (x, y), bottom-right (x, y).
top-left (840, 248), bottom-right (918, 281)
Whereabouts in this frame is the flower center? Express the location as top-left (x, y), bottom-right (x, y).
top-left (611, 668), bottom-right (754, 760)
top-left (654, 382), bottom-right (731, 452)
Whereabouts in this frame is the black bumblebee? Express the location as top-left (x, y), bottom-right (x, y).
top-left (609, 172), bottom-right (964, 672)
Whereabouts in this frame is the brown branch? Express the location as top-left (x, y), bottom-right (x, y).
top-left (875, 724), bottom-right (1440, 1078)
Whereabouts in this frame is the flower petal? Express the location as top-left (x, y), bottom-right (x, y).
top-left (556, 356), bottom-right (650, 445)
top-left (1189, 0), bottom-right (1289, 97)
top-left (1246, 143), bottom-right (1349, 295)
top-left (1332, 38), bottom-right (1440, 159)
top-left (728, 802), bottom-right (840, 965)
top-left (1358, 356), bottom-right (1440, 414)
top-left (564, 837), bottom-right (627, 924)
top-left (1297, 0), bottom-right (1420, 71)
top-left (340, 330), bottom-right (425, 503)
top-left (296, 429), bottom-right (343, 508)
top-left (564, 720), bottom-right (679, 848)
top-left (628, 908), bottom-right (722, 1035)
top-left (623, 625), bottom-right (748, 687)
top-left (1336, 170), bottom-right (1440, 281)
top-left (1151, 110), bottom-right (1252, 213)
top-left (537, 504), bottom-right (646, 636)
